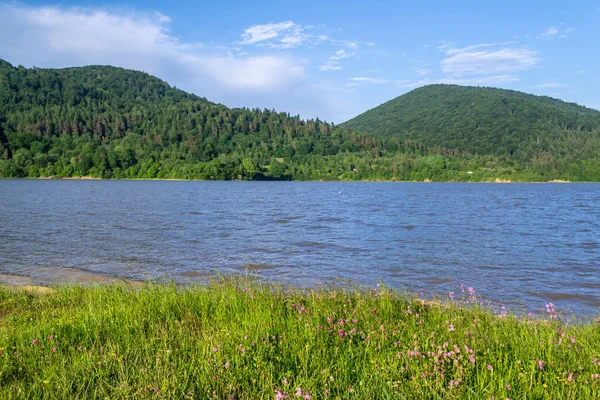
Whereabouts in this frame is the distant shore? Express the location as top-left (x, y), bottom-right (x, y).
top-left (1, 176), bottom-right (586, 183)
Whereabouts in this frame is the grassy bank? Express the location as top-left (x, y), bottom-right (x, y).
top-left (0, 278), bottom-right (599, 399)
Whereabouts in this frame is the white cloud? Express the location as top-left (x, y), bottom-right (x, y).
top-left (441, 45), bottom-right (539, 77)
top-left (319, 49), bottom-right (357, 72)
top-left (576, 70), bottom-right (586, 75)
top-left (320, 61), bottom-right (342, 71)
top-left (542, 27), bottom-right (559, 37)
top-left (414, 68), bottom-right (431, 76)
top-left (0, 5), bottom-right (305, 93)
top-left (532, 82), bottom-right (570, 89)
top-left (540, 26), bottom-right (574, 39)
top-left (350, 77), bottom-right (390, 84)
top-left (330, 49), bottom-right (354, 60)
top-left (240, 21), bottom-right (298, 46)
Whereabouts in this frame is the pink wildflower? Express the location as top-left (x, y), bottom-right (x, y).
top-left (275, 390), bottom-right (287, 400)
top-left (212, 347), bottom-right (218, 353)
top-left (31, 340), bottom-right (38, 345)
top-left (295, 387), bottom-right (303, 397)
top-left (537, 360), bottom-right (544, 370)
top-left (487, 364), bottom-right (493, 371)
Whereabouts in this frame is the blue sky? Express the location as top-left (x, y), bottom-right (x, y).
top-left (1, 0), bottom-right (599, 122)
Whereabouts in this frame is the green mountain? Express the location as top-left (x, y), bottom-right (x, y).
top-left (0, 59), bottom-right (388, 180)
top-left (1, 60), bottom-right (600, 181)
top-left (342, 84), bottom-right (600, 159)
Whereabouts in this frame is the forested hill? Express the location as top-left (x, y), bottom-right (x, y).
top-left (342, 84), bottom-right (600, 158)
top-left (1, 59), bottom-right (600, 181)
top-left (0, 59), bottom-right (388, 180)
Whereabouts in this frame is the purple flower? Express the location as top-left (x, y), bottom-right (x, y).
top-left (505, 385), bottom-right (511, 391)
top-left (537, 360), bottom-right (544, 370)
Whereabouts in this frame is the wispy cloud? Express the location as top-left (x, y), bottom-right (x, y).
top-left (319, 49), bottom-right (356, 72)
top-left (532, 82), bottom-right (570, 89)
top-left (330, 49), bottom-right (355, 60)
top-left (541, 27), bottom-right (559, 37)
top-left (240, 21), bottom-right (308, 48)
top-left (440, 44), bottom-right (539, 77)
top-left (414, 67), bottom-right (431, 76)
top-left (320, 61), bottom-right (342, 71)
top-left (350, 77), bottom-right (390, 84)
top-left (540, 26), bottom-right (574, 39)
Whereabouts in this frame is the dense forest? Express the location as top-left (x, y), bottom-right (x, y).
top-left (343, 84), bottom-right (600, 162)
top-left (1, 59), bottom-right (599, 181)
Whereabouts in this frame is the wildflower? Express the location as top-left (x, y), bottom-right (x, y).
top-left (52, 347), bottom-right (57, 352)
top-left (225, 362), bottom-right (230, 369)
top-left (295, 387), bottom-right (303, 397)
top-left (448, 324), bottom-right (455, 332)
top-left (537, 360), bottom-right (544, 370)
top-left (43, 380), bottom-right (49, 384)
top-left (48, 335), bottom-right (54, 341)
top-left (505, 385), bottom-right (510, 391)
top-left (469, 354), bottom-right (476, 365)
top-left (461, 283), bottom-right (465, 293)
top-left (303, 393), bottom-right (311, 400)
top-left (448, 292), bottom-right (454, 300)
top-left (212, 376), bottom-right (216, 381)
top-left (212, 347), bottom-right (218, 353)
top-left (282, 378), bottom-right (288, 385)
top-left (275, 390), bottom-right (287, 400)
top-left (468, 287), bottom-right (476, 301)
top-left (487, 364), bottom-right (493, 371)
top-left (32, 340), bottom-right (38, 345)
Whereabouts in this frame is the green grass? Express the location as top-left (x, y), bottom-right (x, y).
top-left (0, 277), bottom-right (598, 399)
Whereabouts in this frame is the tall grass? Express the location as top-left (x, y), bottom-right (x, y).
top-left (0, 277), bottom-right (598, 399)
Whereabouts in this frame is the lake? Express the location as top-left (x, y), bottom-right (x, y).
top-left (1, 180), bottom-right (599, 316)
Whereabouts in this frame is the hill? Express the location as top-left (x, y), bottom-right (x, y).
top-left (342, 84), bottom-right (600, 160)
top-left (0, 59), bottom-right (389, 180)
top-left (1, 60), bottom-right (599, 181)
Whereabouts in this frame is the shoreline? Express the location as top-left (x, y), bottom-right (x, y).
top-left (0, 176), bottom-right (588, 183)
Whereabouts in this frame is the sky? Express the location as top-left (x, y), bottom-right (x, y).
top-left (0, 0), bottom-right (599, 122)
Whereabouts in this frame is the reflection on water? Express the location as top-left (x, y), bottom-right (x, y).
top-left (1, 180), bottom-right (599, 316)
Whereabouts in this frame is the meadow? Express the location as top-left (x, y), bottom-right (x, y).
top-left (0, 277), bottom-right (599, 399)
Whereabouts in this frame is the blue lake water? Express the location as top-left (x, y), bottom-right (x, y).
top-left (1, 180), bottom-right (599, 316)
